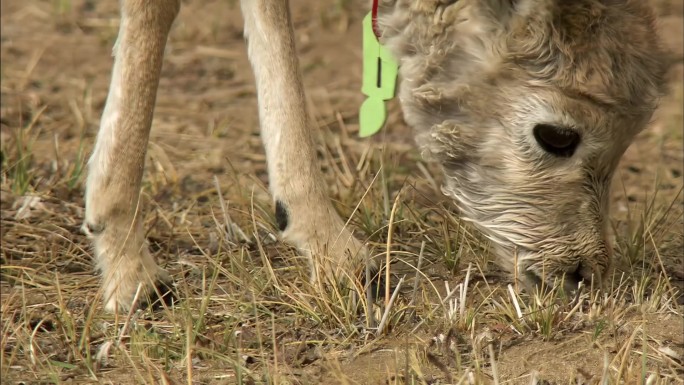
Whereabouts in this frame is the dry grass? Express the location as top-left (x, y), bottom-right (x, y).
top-left (1, 0), bottom-right (683, 384)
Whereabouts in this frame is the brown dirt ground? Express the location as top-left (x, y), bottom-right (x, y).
top-left (1, 0), bottom-right (683, 384)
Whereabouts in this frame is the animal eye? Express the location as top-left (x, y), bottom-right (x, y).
top-left (533, 124), bottom-right (581, 158)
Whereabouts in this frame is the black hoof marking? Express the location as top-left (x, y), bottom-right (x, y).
top-left (84, 222), bottom-right (105, 236)
top-left (275, 200), bottom-right (289, 232)
top-left (141, 280), bottom-right (178, 311)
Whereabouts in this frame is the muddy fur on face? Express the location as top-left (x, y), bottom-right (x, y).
top-left (377, 0), bottom-right (668, 290)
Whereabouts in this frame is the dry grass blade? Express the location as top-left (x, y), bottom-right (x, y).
top-left (376, 275), bottom-right (405, 337)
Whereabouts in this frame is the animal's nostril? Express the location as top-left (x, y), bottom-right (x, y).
top-left (564, 266), bottom-right (584, 289)
top-left (564, 262), bottom-right (602, 292)
top-left (576, 261), bottom-right (602, 283)
top-left (521, 261), bottom-right (601, 294)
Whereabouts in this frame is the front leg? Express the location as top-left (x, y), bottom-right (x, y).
top-left (240, 0), bottom-right (371, 283)
top-left (84, 0), bottom-right (179, 312)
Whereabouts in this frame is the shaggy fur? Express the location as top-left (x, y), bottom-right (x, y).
top-left (379, 0), bottom-right (668, 289)
top-left (84, 0), bottom-right (667, 311)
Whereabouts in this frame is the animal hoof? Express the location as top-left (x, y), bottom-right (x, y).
top-left (140, 278), bottom-right (178, 311)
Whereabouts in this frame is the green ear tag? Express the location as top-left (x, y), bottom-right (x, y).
top-left (359, 12), bottom-right (398, 138)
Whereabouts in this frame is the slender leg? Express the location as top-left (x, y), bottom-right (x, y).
top-left (240, 0), bottom-right (370, 283)
top-left (83, 0), bottom-right (179, 312)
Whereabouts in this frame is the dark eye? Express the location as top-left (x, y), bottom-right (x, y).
top-left (533, 124), bottom-right (581, 158)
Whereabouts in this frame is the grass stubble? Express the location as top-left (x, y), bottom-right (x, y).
top-left (1, 103), bottom-right (682, 384)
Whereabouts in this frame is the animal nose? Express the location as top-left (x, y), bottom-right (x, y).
top-left (562, 265), bottom-right (584, 292)
top-left (564, 258), bottom-right (606, 292)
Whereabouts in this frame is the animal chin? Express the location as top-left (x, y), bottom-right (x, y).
top-left (514, 249), bottom-right (584, 293)
top-left (443, 179), bottom-right (585, 293)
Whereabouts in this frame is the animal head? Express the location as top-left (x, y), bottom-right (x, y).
top-left (379, 0), bottom-right (668, 291)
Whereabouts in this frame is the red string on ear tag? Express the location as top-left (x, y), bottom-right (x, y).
top-left (371, 0), bottom-right (381, 38)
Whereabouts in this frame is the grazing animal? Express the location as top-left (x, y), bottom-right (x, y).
top-left (83, 0), bottom-right (667, 312)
